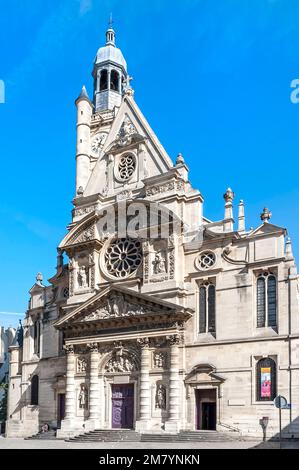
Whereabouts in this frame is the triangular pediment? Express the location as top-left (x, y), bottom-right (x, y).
top-left (185, 364), bottom-right (225, 385)
top-left (54, 285), bottom-right (190, 328)
top-left (84, 94), bottom-right (174, 197)
top-left (248, 222), bottom-right (286, 237)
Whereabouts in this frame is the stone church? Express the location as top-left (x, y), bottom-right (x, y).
top-left (6, 25), bottom-right (299, 439)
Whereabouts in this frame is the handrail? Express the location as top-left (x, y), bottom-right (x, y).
top-left (218, 421), bottom-right (242, 435)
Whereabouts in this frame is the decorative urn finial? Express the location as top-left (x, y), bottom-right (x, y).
top-left (176, 153), bottom-right (185, 165)
top-left (223, 187), bottom-right (234, 203)
top-left (260, 207), bottom-right (272, 223)
top-left (36, 272), bottom-right (43, 285)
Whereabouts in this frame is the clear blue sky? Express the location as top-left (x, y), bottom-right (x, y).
top-left (0, 0), bottom-right (299, 328)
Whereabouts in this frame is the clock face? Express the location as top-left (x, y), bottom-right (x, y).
top-left (91, 132), bottom-right (107, 154)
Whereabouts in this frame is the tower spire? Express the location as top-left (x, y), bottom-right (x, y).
top-left (106, 13), bottom-right (115, 46)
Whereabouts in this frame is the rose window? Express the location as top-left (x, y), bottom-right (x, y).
top-left (105, 238), bottom-right (142, 278)
top-left (118, 154), bottom-right (136, 180)
top-left (197, 251), bottom-right (216, 270)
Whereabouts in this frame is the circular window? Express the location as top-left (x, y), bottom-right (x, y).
top-left (117, 154), bottom-right (136, 181)
top-left (104, 238), bottom-right (142, 278)
top-left (196, 251), bottom-right (216, 270)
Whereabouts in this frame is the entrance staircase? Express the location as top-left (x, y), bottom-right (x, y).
top-left (25, 429), bottom-right (57, 440)
top-left (141, 430), bottom-right (240, 442)
top-left (67, 429), bottom-right (141, 442)
top-left (66, 429), bottom-right (240, 443)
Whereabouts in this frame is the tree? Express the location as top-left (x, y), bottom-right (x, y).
top-left (0, 382), bottom-right (8, 433)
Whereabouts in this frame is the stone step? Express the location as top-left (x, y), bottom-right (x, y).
top-left (26, 430), bottom-right (57, 440)
top-left (67, 429), bottom-right (141, 442)
top-left (141, 431), bottom-right (239, 442)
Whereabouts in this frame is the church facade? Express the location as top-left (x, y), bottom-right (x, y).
top-left (6, 25), bottom-right (299, 439)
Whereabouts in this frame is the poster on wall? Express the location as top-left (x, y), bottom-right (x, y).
top-left (261, 367), bottom-right (271, 398)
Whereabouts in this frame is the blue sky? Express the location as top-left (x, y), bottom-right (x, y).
top-left (0, 0), bottom-right (299, 328)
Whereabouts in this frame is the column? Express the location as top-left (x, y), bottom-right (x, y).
top-left (87, 342), bottom-right (101, 429)
top-left (135, 337), bottom-right (151, 431)
top-left (64, 344), bottom-right (76, 421)
top-left (165, 334), bottom-right (181, 433)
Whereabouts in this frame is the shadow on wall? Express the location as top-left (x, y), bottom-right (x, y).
top-left (251, 415), bottom-right (299, 449)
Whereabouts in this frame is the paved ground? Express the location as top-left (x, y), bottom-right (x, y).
top-left (0, 437), bottom-right (298, 449)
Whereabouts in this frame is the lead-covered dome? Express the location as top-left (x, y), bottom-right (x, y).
top-left (94, 27), bottom-right (127, 71)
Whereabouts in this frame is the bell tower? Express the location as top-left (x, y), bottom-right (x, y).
top-left (92, 19), bottom-right (129, 112)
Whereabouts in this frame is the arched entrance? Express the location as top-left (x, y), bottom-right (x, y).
top-left (100, 343), bottom-right (139, 429)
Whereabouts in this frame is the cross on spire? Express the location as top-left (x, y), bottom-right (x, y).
top-left (108, 13), bottom-right (113, 29)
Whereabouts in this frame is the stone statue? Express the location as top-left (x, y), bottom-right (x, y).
top-left (78, 384), bottom-right (88, 409)
top-left (153, 252), bottom-right (166, 274)
top-left (156, 384), bottom-right (166, 410)
top-left (77, 357), bottom-right (88, 373)
top-left (78, 266), bottom-right (88, 288)
top-left (105, 351), bottom-right (136, 373)
top-left (153, 352), bottom-right (167, 369)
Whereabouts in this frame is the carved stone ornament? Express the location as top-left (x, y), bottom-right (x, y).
top-left (146, 180), bottom-right (184, 197)
top-left (91, 133), bottom-right (107, 154)
top-left (83, 293), bottom-right (158, 321)
top-left (64, 344), bottom-right (74, 354)
top-left (105, 349), bottom-right (136, 373)
top-left (74, 205), bottom-right (97, 217)
top-left (155, 384), bottom-right (166, 410)
top-left (167, 334), bottom-right (181, 346)
top-left (153, 252), bottom-right (167, 274)
top-left (77, 356), bottom-right (88, 373)
top-left (153, 351), bottom-right (167, 369)
top-left (77, 266), bottom-right (88, 288)
top-left (137, 337), bottom-right (150, 349)
top-left (116, 115), bottom-right (137, 147)
top-left (87, 342), bottom-right (99, 353)
top-left (78, 384), bottom-right (88, 409)
top-left (69, 223), bottom-right (95, 245)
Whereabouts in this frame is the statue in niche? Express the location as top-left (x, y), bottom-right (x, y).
top-left (156, 384), bottom-right (166, 410)
top-left (78, 384), bottom-right (88, 409)
top-left (108, 292), bottom-right (125, 316)
top-left (78, 266), bottom-right (88, 288)
top-left (153, 252), bottom-right (167, 274)
top-left (77, 357), bottom-right (88, 373)
top-left (153, 352), bottom-right (167, 369)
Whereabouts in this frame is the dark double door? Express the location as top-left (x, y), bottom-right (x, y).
top-left (196, 389), bottom-right (216, 430)
top-left (111, 384), bottom-right (134, 429)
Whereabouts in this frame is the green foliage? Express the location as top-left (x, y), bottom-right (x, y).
top-left (0, 382), bottom-right (8, 423)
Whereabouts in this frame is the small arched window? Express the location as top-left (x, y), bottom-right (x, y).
top-left (257, 272), bottom-right (277, 328)
top-left (256, 357), bottom-right (276, 401)
top-left (100, 69), bottom-right (108, 91)
top-left (199, 282), bottom-right (216, 334)
top-left (31, 375), bottom-right (39, 405)
top-left (110, 70), bottom-right (119, 92)
top-left (33, 320), bottom-right (40, 356)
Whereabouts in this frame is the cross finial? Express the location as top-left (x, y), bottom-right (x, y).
top-left (108, 13), bottom-right (113, 29)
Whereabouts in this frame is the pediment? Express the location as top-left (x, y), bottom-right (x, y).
top-left (58, 213), bottom-right (99, 250)
top-left (185, 364), bottom-right (225, 385)
top-left (249, 222), bottom-right (286, 237)
top-left (54, 285), bottom-right (191, 329)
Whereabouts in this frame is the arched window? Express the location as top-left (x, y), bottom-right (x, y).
top-left (110, 70), bottom-right (119, 91)
top-left (257, 272), bottom-right (277, 328)
top-left (256, 358), bottom-right (276, 401)
top-left (100, 69), bottom-right (108, 91)
top-left (31, 375), bottom-right (39, 405)
top-left (199, 282), bottom-right (216, 334)
top-left (33, 320), bottom-right (40, 356)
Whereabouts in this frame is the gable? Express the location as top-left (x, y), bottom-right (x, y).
top-left (84, 94), bottom-right (174, 198)
top-left (248, 222), bottom-right (286, 238)
top-left (54, 285), bottom-right (192, 329)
